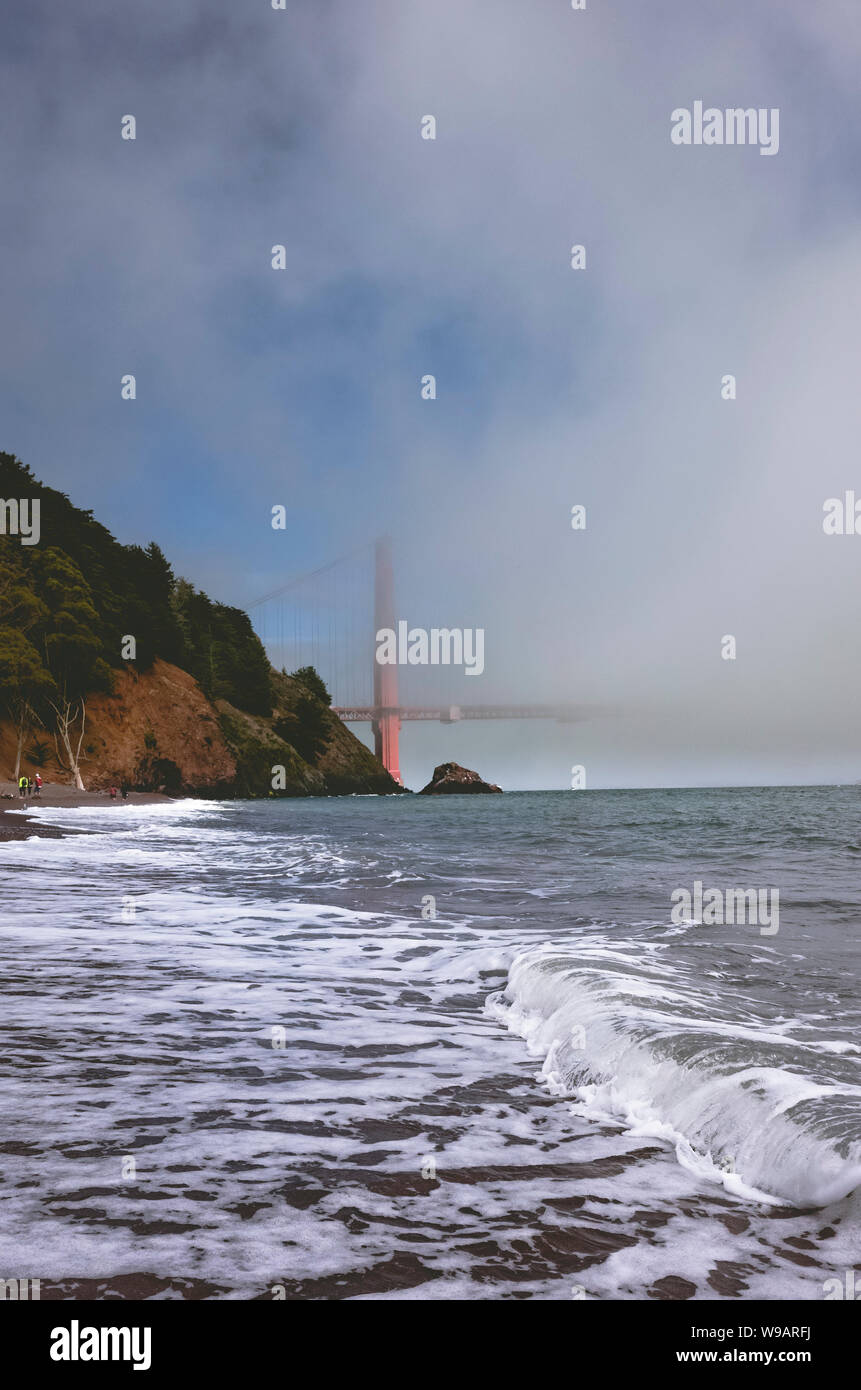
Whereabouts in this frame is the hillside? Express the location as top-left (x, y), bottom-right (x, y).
top-left (0, 452), bottom-right (401, 796)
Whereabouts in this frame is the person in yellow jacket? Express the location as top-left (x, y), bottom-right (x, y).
top-left (18, 775), bottom-right (29, 799)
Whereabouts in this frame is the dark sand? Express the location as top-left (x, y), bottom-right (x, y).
top-left (0, 781), bottom-right (173, 841)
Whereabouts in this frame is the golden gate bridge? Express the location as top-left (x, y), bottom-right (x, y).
top-left (248, 538), bottom-right (588, 784)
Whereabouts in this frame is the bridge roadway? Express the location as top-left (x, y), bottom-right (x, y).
top-left (333, 705), bottom-right (590, 724)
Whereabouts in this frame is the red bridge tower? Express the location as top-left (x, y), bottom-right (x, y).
top-left (372, 536), bottom-right (402, 784)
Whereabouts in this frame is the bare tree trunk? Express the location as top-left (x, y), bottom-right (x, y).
top-left (13, 719), bottom-right (24, 784)
top-left (50, 698), bottom-right (87, 790)
top-left (72, 700), bottom-right (86, 791)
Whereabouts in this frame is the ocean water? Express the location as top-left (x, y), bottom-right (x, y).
top-left (1, 786), bottom-right (859, 1301)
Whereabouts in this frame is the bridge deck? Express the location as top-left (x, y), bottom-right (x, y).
top-left (333, 705), bottom-right (587, 723)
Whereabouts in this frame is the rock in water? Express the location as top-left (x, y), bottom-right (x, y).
top-left (418, 762), bottom-right (502, 795)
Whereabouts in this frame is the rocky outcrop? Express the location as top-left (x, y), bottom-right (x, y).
top-left (215, 700), bottom-right (325, 798)
top-left (418, 762), bottom-right (502, 795)
top-left (269, 670), bottom-right (406, 797)
top-left (0, 451), bottom-right (404, 799)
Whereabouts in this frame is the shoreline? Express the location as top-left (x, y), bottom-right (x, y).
top-left (0, 782), bottom-right (175, 842)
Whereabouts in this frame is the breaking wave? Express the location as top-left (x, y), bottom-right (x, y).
top-left (488, 944), bottom-right (861, 1207)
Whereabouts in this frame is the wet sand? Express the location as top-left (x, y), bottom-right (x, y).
top-left (0, 782), bottom-right (174, 840)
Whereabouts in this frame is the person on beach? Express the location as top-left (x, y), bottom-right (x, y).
top-left (120, 782), bottom-right (129, 800)
top-left (18, 775), bottom-right (29, 799)
top-left (33, 773), bottom-right (42, 796)
top-left (109, 786), bottom-right (117, 799)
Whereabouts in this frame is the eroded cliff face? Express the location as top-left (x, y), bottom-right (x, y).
top-left (0, 660), bottom-right (236, 794)
top-left (0, 659), bottom-right (403, 797)
top-left (85, 661), bottom-right (236, 792)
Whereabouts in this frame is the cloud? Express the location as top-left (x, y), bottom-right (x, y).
top-left (1, 0), bottom-right (859, 785)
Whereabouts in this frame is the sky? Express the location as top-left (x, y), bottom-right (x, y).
top-left (2, 0), bottom-right (861, 790)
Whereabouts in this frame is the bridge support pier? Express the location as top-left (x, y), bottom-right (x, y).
top-left (373, 537), bottom-right (403, 785)
top-left (372, 711), bottom-right (401, 785)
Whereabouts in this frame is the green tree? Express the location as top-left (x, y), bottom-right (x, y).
top-left (36, 548), bottom-right (111, 789)
top-left (0, 629), bottom-right (55, 781)
top-left (171, 581), bottom-right (272, 715)
top-left (274, 692), bottom-right (330, 765)
top-left (290, 666), bottom-right (331, 705)
top-left (0, 453), bottom-right (280, 793)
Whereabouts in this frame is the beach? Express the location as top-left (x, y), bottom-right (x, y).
top-left (0, 786), bottom-right (858, 1300)
top-left (0, 781), bottom-right (173, 840)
